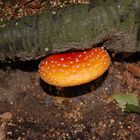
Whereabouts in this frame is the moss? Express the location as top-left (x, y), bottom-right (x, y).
top-left (0, 0), bottom-right (140, 61)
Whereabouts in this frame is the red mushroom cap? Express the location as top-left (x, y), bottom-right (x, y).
top-left (38, 47), bottom-right (111, 87)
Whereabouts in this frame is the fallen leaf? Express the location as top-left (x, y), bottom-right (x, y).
top-left (113, 93), bottom-right (139, 111)
top-left (124, 104), bottom-right (140, 114)
top-left (127, 63), bottom-right (140, 78)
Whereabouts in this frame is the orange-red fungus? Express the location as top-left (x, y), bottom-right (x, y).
top-left (38, 47), bottom-right (111, 87)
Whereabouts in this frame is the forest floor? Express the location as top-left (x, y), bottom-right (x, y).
top-left (0, 54), bottom-right (140, 140)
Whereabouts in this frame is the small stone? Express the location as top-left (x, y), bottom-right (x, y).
top-left (0, 112), bottom-right (12, 120)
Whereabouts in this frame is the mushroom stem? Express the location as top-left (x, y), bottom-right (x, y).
top-left (56, 86), bottom-right (63, 91)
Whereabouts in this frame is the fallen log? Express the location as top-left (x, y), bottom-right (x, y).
top-left (0, 0), bottom-right (140, 61)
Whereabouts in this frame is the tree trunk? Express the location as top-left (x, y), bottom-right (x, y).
top-left (0, 0), bottom-right (140, 61)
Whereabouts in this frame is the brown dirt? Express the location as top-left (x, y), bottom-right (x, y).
top-left (0, 53), bottom-right (140, 140)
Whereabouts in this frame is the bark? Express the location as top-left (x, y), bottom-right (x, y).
top-left (0, 0), bottom-right (140, 61)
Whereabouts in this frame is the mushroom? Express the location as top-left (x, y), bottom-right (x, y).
top-left (38, 47), bottom-right (111, 87)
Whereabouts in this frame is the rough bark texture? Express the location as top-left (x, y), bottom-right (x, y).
top-left (0, 0), bottom-right (140, 61)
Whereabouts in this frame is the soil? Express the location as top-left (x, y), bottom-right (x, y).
top-left (0, 53), bottom-right (140, 140)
